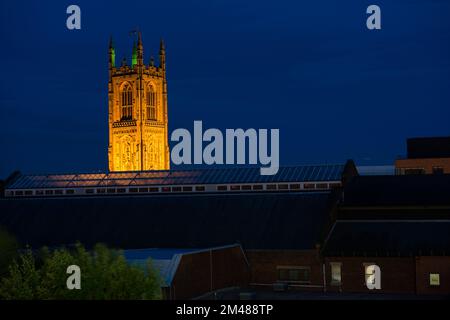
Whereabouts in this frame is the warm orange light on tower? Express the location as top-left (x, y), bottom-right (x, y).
top-left (107, 34), bottom-right (170, 172)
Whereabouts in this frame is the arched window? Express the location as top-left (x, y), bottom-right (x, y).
top-left (146, 85), bottom-right (157, 120)
top-left (121, 84), bottom-right (133, 120)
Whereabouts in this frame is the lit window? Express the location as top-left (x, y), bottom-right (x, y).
top-left (330, 263), bottom-right (342, 286)
top-left (121, 84), bottom-right (133, 120)
top-left (363, 263), bottom-right (381, 289)
top-left (430, 273), bottom-right (440, 286)
top-left (146, 85), bottom-right (157, 120)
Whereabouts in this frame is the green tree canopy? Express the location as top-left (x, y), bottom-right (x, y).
top-left (0, 227), bottom-right (19, 278)
top-left (0, 243), bottom-right (162, 300)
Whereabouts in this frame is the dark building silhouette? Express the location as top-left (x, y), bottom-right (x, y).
top-left (1, 161), bottom-right (449, 298)
top-left (396, 136), bottom-right (450, 175)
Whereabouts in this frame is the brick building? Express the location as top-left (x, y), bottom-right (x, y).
top-left (1, 162), bottom-right (449, 298)
top-left (322, 174), bottom-right (450, 295)
top-left (395, 136), bottom-right (450, 175)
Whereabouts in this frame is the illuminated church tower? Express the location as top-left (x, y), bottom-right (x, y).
top-left (108, 33), bottom-right (170, 171)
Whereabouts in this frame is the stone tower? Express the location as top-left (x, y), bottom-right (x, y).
top-left (108, 33), bottom-right (170, 172)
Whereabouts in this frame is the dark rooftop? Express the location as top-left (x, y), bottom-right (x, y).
top-left (322, 221), bottom-right (450, 256)
top-left (407, 136), bottom-right (450, 159)
top-left (321, 174), bottom-right (450, 256)
top-left (340, 174), bottom-right (450, 207)
top-left (0, 191), bottom-right (333, 250)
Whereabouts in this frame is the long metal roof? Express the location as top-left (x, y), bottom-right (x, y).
top-left (6, 164), bottom-right (345, 190)
top-left (0, 192), bottom-right (331, 250)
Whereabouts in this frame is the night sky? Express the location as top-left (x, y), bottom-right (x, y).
top-left (1, 0), bottom-right (449, 177)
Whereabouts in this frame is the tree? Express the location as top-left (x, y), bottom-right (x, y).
top-left (0, 243), bottom-right (162, 300)
top-left (0, 250), bottom-right (40, 299)
top-left (0, 227), bottom-right (19, 278)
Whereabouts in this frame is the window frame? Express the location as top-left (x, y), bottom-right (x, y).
top-left (330, 262), bottom-right (342, 286)
top-left (146, 84), bottom-right (157, 120)
top-left (276, 266), bottom-right (311, 284)
top-left (120, 84), bottom-right (133, 120)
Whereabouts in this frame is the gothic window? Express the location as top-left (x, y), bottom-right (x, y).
top-left (146, 85), bottom-right (157, 120)
top-left (121, 84), bottom-right (133, 120)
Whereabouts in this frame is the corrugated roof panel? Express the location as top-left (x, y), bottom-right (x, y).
top-left (74, 173), bottom-right (106, 180)
top-left (5, 164), bottom-right (345, 189)
top-left (68, 180), bottom-right (101, 187)
top-left (297, 166), bottom-right (307, 181)
top-left (317, 165), bottom-right (328, 181)
top-left (281, 166), bottom-right (292, 181)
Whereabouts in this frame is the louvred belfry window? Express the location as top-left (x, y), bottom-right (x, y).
top-left (121, 84), bottom-right (133, 120)
top-left (146, 85), bottom-right (157, 120)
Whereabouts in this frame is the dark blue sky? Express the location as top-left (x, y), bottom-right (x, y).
top-left (1, 0), bottom-right (449, 177)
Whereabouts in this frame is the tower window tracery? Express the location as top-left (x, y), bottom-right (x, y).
top-left (121, 84), bottom-right (133, 120)
top-left (146, 85), bottom-right (157, 120)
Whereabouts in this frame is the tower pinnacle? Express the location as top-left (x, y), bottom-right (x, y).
top-left (159, 38), bottom-right (166, 70)
top-left (109, 36), bottom-right (115, 68)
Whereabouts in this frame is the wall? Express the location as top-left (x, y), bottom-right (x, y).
top-left (168, 246), bottom-right (250, 300)
top-left (415, 256), bottom-right (450, 295)
top-left (246, 249), bottom-right (324, 290)
top-left (324, 257), bottom-right (416, 294)
top-left (395, 158), bottom-right (450, 174)
top-left (164, 250), bottom-right (450, 298)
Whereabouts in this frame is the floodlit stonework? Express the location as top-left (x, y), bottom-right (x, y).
top-left (108, 33), bottom-right (170, 171)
